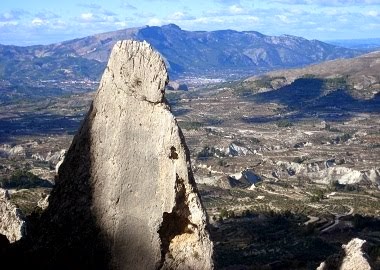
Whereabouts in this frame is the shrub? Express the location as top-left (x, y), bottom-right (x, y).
top-left (227, 210), bottom-right (235, 219)
top-left (197, 146), bottom-right (225, 160)
top-left (250, 137), bottom-right (260, 144)
top-left (220, 208), bottom-right (229, 219)
top-left (325, 124), bottom-right (340, 132)
top-left (178, 121), bottom-right (203, 130)
top-left (0, 170), bottom-right (52, 189)
top-left (276, 120), bottom-right (293, 128)
top-left (217, 159), bottom-right (228, 167)
top-left (323, 77), bottom-right (347, 90)
top-left (293, 157), bottom-right (304, 164)
top-left (241, 209), bottom-right (253, 217)
top-left (301, 74), bottom-right (317, 79)
top-left (310, 189), bottom-right (325, 202)
top-left (254, 76), bottom-right (273, 89)
top-left (340, 133), bottom-right (352, 142)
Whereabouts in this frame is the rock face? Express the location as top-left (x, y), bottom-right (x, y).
top-left (0, 144), bottom-right (26, 158)
top-left (27, 40), bottom-right (213, 269)
top-left (340, 239), bottom-right (372, 270)
top-left (228, 143), bottom-right (251, 156)
top-left (275, 160), bottom-right (380, 187)
top-left (0, 189), bottom-right (25, 243)
top-left (167, 81), bottom-right (189, 91)
top-left (317, 238), bottom-right (372, 270)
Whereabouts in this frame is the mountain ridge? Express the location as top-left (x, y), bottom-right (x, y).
top-left (0, 24), bottom-right (363, 94)
top-left (246, 50), bottom-right (380, 99)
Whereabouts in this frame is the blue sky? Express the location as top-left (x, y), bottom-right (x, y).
top-left (0, 0), bottom-right (380, 45)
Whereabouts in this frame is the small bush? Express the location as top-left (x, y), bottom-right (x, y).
top-left (250, 137), bottom-right (260, 144)
top-left (217, 159), bottom-right (228, 167)
top-left (0, 170), bottom-right (52, 189)
top-left (241, 209), bottom-right (253, 217)
top-left (340, 133), bottom-right (352, 142)
top-left (325, 124), bottom-right (340, 132)
top-left (220, 208), bottom-right (229, 219)
top-left (293, 156), bottom-right (304, 164)
top-left (178, 121), bottom-right (203, 130)
top-left (301, 74), bottom-right (317, 79)
top-left (197, 146), bottom-right (225, 160)
top-left (254, 76), bottom-right (273, 89)
top-left (309, 189), bottom-right (325, 202)
top-left (276, 120), bottom-right (293, 128)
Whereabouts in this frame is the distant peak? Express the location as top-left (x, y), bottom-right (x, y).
top-left (162, 23), bottom-right (182, 30)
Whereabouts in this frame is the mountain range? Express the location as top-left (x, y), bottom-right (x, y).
top-left (329, 38), bottom-right (380, 51)
top-left (0, 24), bottom-right (363, 93)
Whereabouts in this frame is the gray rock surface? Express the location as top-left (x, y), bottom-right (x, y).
top-left (167, 81), bottom-right (189, 91)
top-left (30, 40), bottom-right (213, 269)
top-left (0, 144), bottom-right (26, 158)
top-left (275, 160), bottom-right (379, 187)
top-left (340, 239), bottom-right (372, 270)
top-left (0, 188), bottom-right (25, 243)
top-left (228, 143), bottom-right (251, 156)
top-left (316, 238), bottom-right (372, 270)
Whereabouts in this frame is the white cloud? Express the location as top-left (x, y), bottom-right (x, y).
top-left (193, 17), bottom-right (225, 24)
top-left (32, 18), bottom-right (46, 26)
top-left (172, 11), bottom-right (185, 19)
top-left (276, 14), bottom-right (292, 23)
top-left (115, 21), bottom-right (129, 28)
top-left (77, 11), bottom-right (119, 24)
top-left (229, 5), bottom-right (246, 14)
top-left (0, 9), bottom-right (28, 22)
top-left (147, 17), bottom-right (162, 26)
top-left (246, 16), bottom-right (260, 23)
top-left (35, 11), bottom-right (60, 20)
top-left (214, 0), bottom-right (241, 5)
top-left (134, 12), bottom-right (155, 19)
top-left (78, 3), bottom-right (102, 9)
top-left (81, 13), bottom-right (94, 21)
top-left (167, 11), bottom-right (195, 20)
top-left (366, 10), bottom-right (379, 17)
top-left (2, 12), bottom-right (13, 20)
top-left (50, 19), bottom-right (67, 29)
top-left (0, 21), bottom-right (19, 27)
top-left (316, 26), bottom-right (337, 32)
top-left (121, 3), bottom-right (137, 10)
top-left (205, 4), bottom-right (252, 17)
top-left (270, 0), bottom-right (380, 5)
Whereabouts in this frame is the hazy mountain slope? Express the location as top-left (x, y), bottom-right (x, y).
top-left (246, 50), bottom-right (380, 99)
top-left (329, 38), bottom-right (380, 50)
top-left (227, 50), bottom-right (380, 125)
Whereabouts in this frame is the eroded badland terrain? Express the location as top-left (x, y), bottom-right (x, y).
top-left (0, 50), bottom-right (379, 269)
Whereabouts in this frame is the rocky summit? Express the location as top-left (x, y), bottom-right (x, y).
top-left (7, 40), bottom-right (213, 269)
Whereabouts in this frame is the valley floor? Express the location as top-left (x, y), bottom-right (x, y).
top-left (0, 85), bottom-right (379, 269)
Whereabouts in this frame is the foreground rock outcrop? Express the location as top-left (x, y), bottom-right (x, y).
top-left (0, 189), bottom-right (25, 243)
top-left (317, 238), bottom-right (372, 270)
top-left (16, 40), bottom-right (213, 269)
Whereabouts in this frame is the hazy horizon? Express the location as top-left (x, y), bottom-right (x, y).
top-left (1, 0), bottom-right (380, 46)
